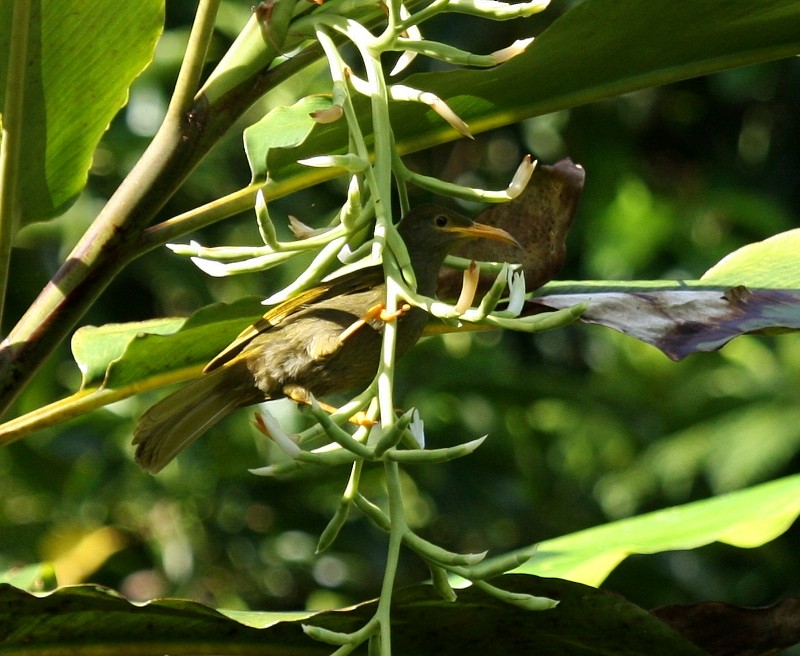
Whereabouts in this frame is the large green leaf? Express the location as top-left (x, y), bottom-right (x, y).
top-left (702, 228), bottom-right (800, 287)
top-left (258, 0), bottom-right (800, 186)
top-left (505, 473), bottom-right (800, 586)
top-left (72, 297), bottom-right (265, 390)
top-left (0, 299), bottom-right (264, 446)
top-left (0, 0), bottom-right (163, 223)
top-left (0, 575), bottom-right (706, 655)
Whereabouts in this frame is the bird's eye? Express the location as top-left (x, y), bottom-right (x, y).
top-left (434, 214), bottom-right (448, 227)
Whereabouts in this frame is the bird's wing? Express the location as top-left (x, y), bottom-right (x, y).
top-left (203, 265), bottom-right (384, 372)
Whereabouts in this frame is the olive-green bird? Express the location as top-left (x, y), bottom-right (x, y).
top-left (133, 205), bottom-right (518, 473)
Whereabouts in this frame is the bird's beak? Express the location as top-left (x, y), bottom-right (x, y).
top-left (448, 221), bottom-right (521, 248)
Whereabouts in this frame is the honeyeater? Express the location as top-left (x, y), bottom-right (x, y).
top-left (133, 205), bottom-right (518, 473)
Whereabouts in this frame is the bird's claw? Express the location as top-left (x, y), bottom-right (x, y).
top-left (284, 385), bottom-right (377, 426)
top-left (338, 303), bottom-right (411, 342)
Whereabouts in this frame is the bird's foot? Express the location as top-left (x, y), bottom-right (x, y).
top-left (338, 302), bottom-right (412, 342)
top-left (284, 385), bottom-right (377, 426)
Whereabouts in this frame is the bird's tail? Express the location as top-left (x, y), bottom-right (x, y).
top-left (132, 367), bottom-right (249, 474)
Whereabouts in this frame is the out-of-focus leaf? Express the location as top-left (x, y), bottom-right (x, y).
top-left (653, 598), bottom-right (800, 656)
top-left (702, 228), bottom-right (800, 288)
top-left (0, 1), bottom-right (163, 223)
top-left (0, 563), bottom-right (56, 593)
top-left (597, 403), bottom-right (800, 512)
top-left (245, 95), bottom-right (334, 181)
top-left (0, 575), bottom-right (707, 655)
top-left (263, 0), bottom-right (800, 189)
top-left (438, 159), bottom-right (584, 298)
top-left (47, 526), bottom-right (127, 586)
top-left (505, 473), bottom-right (800, 587)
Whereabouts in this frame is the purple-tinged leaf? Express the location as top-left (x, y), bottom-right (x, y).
top-left (535, 287), bottom-right (800, 361)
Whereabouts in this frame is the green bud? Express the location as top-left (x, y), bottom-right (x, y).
top-left (392, 38), bottom-right (496, 67)
top-left (302, 623), bottom-right (353, 645)
top-left (447, 0), bottom-right (549, 20)
top-left (462, 543), bottom-right (539, 580)
top-left (255, 188), bottom-right (280, 248)
top-left (405, 531), bottom-right (487, 567)
top-left (486, 303), bottom-right (585, 333)
top-left (340, 175), bottom-right (363, 231)
top-left (354, 494), bottom-right (391, 532)
top-left (476, 263), bottom-right (511, 317)
top-left (431, 565), bottom-right (458, 602)
top-left (475, 581), bottom-right (557, 611)
top-left (317, 500), bottom-right (351, 553)
top-left (373, 410), bottom-right (413, 457)
top-left (386, 436), bottom-right (486, 463)
top-left (298, 154), bottom-right (370, 172)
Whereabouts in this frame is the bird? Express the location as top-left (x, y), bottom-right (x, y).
top-left (132, 205), bottom-right (518, 473)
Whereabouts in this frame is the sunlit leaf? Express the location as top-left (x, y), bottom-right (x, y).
top-left (507, 474), bottom-right (800, 586)
top-left (72, 318), bottom-right (185, 389)
top-left (0, 563), bottom-right (56, 593)
top-left (72, 297), bottom-right (265, 390)
top-left (244, 95), bottom-right (335, 181)
top-left (702, 228), bottom-right (800, 288)
top-left (0, 1), bottom-right (163, 223)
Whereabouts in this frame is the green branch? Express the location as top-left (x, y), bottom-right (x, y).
top-left (0, 9), bottom-right (324, 417)
top-left (0, 0), bottom-right (32, 330)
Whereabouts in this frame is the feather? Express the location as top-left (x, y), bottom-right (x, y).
top-left (133, 365), bottom-right (255, 473)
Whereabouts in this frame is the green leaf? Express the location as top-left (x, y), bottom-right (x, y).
top-left (595, 404), bottom-right (800, 513)
top-left (72, 318), bottom-right (185, 389)
top-left (72, 297), bottom-right (265, 390)
top-left (244, 95), bottom-right (334, 181)
top-left (0, 0), bottom-right (163, 223)
top-left (263, 0), bottom-right (800, 186)
top-left (702, 228), bottom-right (800, 288)
top-left (0, 576), bottom-right (706, 655)
top-left (506, 474), bottom-right (800, 587)
top-left (0, 563), bottom-right (56, 593)
top-left (0, 299), bottom-right (266, 445)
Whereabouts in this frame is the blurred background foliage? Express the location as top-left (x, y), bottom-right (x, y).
top-left (3, 0), bottom-right (800, 618)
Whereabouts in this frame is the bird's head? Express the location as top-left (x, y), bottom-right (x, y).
top-left (397, 204), bottom-right (519, 256)
top-left (394, 204), bottom-right (520, 295)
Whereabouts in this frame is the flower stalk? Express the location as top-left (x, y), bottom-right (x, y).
top-left (164, 0), bottom-right (566, 651)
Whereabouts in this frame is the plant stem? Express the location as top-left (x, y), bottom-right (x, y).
top-left (0, 15), bottom-right (323, 417)
top-left (375, 460), bottom-right (407, 655)
top-left (0, 0), bottom-right (32, 331)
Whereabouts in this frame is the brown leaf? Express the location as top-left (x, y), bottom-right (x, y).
top-left (533, 286), bottom-right (800, 360)
top-left (437, 158), bottom-right (584, 299)
top-left (653, 598), bottom-right (800, 656)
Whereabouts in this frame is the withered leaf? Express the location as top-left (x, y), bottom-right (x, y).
top-left (533, 286), bottom-right (800, 361)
